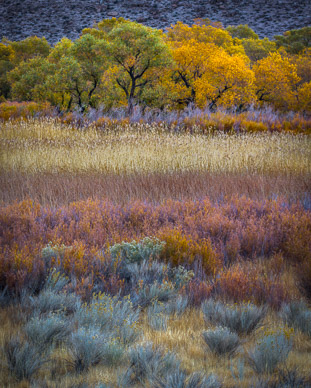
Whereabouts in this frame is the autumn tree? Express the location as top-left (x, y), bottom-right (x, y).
top-left (274, 27), bottom-right (311, 54)
top-left (253, 52), bottom-right (300, 110)
top-left (167, 24), bottom-right (254, 110)
top-left (0, 43), bottom-right (13, 100)
top-left (2, 36), bottom-right (50, 66)
top-left (194, 48), bottom-right (255, 110)
top-left (226, 24), bottom-right (259, 40)
top-left (104, 20), bottom-right (172, 114)
top-left (166, 21), bottom-right (246, 56)
top-left (7, 57), bottom-right (54, 101)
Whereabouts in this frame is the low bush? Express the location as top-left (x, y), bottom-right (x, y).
top-left (30, 289), bottom-right (81, 316)
top-left (67, 328), bottom-right (124, 373)
top-left (4, 336), bottom-right (48, 381)
top-left (147, 301), bottom-right (168, 331)
top-left (120, 343), bottom-right (180, 385)
top-left (202, 299), bottom-right (266, 335)
top-left (246, 329), bottom-right (292, 374)
top-left (280, 301), bottom-right (311, 337)
top-left (24, 313), bottom-right (71, 348)
top-left (110, 237), bottom-right (165, 265)
top-left (123, 259), bottom-right (169, 286)
top-left (155, 368), bottom-right (222, 388)
top-left (75, 292), bottom-right (140, 342)
top-left (132, 281), bottom-right (176, 308)
top-left (202, 327), bottom-right (240, 357)
top-left (164, 295), bottom-right (189, 316)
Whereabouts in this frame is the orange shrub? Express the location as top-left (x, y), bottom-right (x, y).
top-left (0, 101), bottom-right (52, 121)
top-left (159, 229), bottom-right (220, 275)
top-left (215, 261), bottom-right (290, 308)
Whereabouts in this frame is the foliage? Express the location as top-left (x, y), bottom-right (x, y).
top-left (280, 301), bottom-right (311, 337)
top-left (120, 342), bottom-right (180, 385)
top-left (0, 21), bottom-right (310, 112)
top-left (254, 52), bottom-right (300, 110)
top-left (74, 292), bottom-right (140, 344)
top-left (147, 300), bottom-right (168, 330)
top-left (67, 327), bottom-right (124, 373)
top-left (202, 300), bottom-right (266, 335)
top-left (274, 27), bottom-right (311, 54)
top-left (29, 290), bottom-right (81, 316)
top-left (246, 329), bottom-right (293, 374)
top-left (155, 369), bottom-right (222, 388)
top-left (4, 336), bottom-right (48, 381)
top-left (202, 327), bottom-right (240, 357)
top-left (24, 313), bottom-right (71, 348)
top-left (0, 196), bottom-right (310, 300)
top-left (226, 24), bottom-right (259, 40)
top-left (110, 237), bottom-right (165, 264)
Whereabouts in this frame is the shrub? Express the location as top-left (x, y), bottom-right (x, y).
top-left (132, 281), bottom-right (176, 308)
top-left (123, 259), bottom-right (169, 286)
top-left (110, 237), bottom-right (165, 265)
top-left (160, 230), bottom-right (218, 275)
top-left (280, 301), bottom-right (311, 337)
top-left (44, 268), bottom-right (69, 292)
top-left (169, 266), bottom-right (194, 290)
top-left (30, 289), bottom-right (81, 316)
top-left (164, 295), bottom-right (188, 316)
top-left (155, 368), bottom-right (222, 388)
top-left (67, 328), bottom-right (124, 373)
top-left (185, 279), bottom-right (213, 307)
top-left (202, 327), bottom-right (240, 356)
top-left (147, 301), bottom-right (168, 331)
top-left (75, 292), bottom-right (139, 340)
top-left (24, 313), bottom-right (71, 348)
top-left (4, 336), bottom-right (47, 381)
top-left (120, 343), bottom-right (180, 385)
top-left (215, 263), bottom-right (289, 308)
top-left (246, 330), bottom-right (292, 374)
top-left (0, 101), bottom-right (52, 121)
top-left (296, 259), bottom-right (311, 300)
top-left (202, 299), bottom-right (266, 335)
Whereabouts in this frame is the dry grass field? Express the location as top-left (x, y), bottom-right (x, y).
top-left (1, 118), bottom-right (310, 206)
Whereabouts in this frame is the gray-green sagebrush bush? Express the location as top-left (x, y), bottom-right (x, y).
top-left (202, 327), bottom-right (240, 357)
top-left (67, 327), bottom-right (124, 373)
top-left (120, 342), bottom-right (180, 385)
top-left (154, 368), bottom-right (222, 388)
top-left (110, 237), bottom-right (165, 265)
top-left (4, 336), bottom-right (48, 381)
top-left (30, 289), bottom-right (81, 316)
top-left (246, 331), bottom-right (292, 374)
top-left (280, 301), bottom-right (311, 337)
top-left (202, 300), bottom-right (266, 335)
top-left (24, 313), bottom-right (71, 348)
top-left (74, 292), bottom-right (140, 345)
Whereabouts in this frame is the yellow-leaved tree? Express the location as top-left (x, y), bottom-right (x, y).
top-left (168, 38), bottom-right (255, 109)
top-left (253, 52), bottom-right (301, 110)
top-left (194, 49), bottom-right (255, 109)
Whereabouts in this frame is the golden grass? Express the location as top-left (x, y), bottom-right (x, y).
top-left (1, 118), bottom-right (310, 175)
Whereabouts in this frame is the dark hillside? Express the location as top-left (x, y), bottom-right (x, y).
top-left (1, 0), bottom-right (310, 44)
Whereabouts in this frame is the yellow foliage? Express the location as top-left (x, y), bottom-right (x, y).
top-left (254, 52), bottom-right (301, 110)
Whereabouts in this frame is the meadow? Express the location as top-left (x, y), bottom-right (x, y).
top-left (0, 114), bottom-right (311, 387)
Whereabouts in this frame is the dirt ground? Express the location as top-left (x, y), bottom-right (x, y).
top-left (1, 0), bottom-right (310, 44)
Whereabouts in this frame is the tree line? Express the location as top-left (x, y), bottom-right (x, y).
top-left (0, 18), bottom-right (310, 113)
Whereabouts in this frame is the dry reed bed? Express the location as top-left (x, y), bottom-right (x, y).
top-left (0, 171), bottom-right (310, 207)
top-left (1, 118), bottom-right (310, 174)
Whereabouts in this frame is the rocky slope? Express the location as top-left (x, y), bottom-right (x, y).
top-left (1, 0), bottom-right (310, 44)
